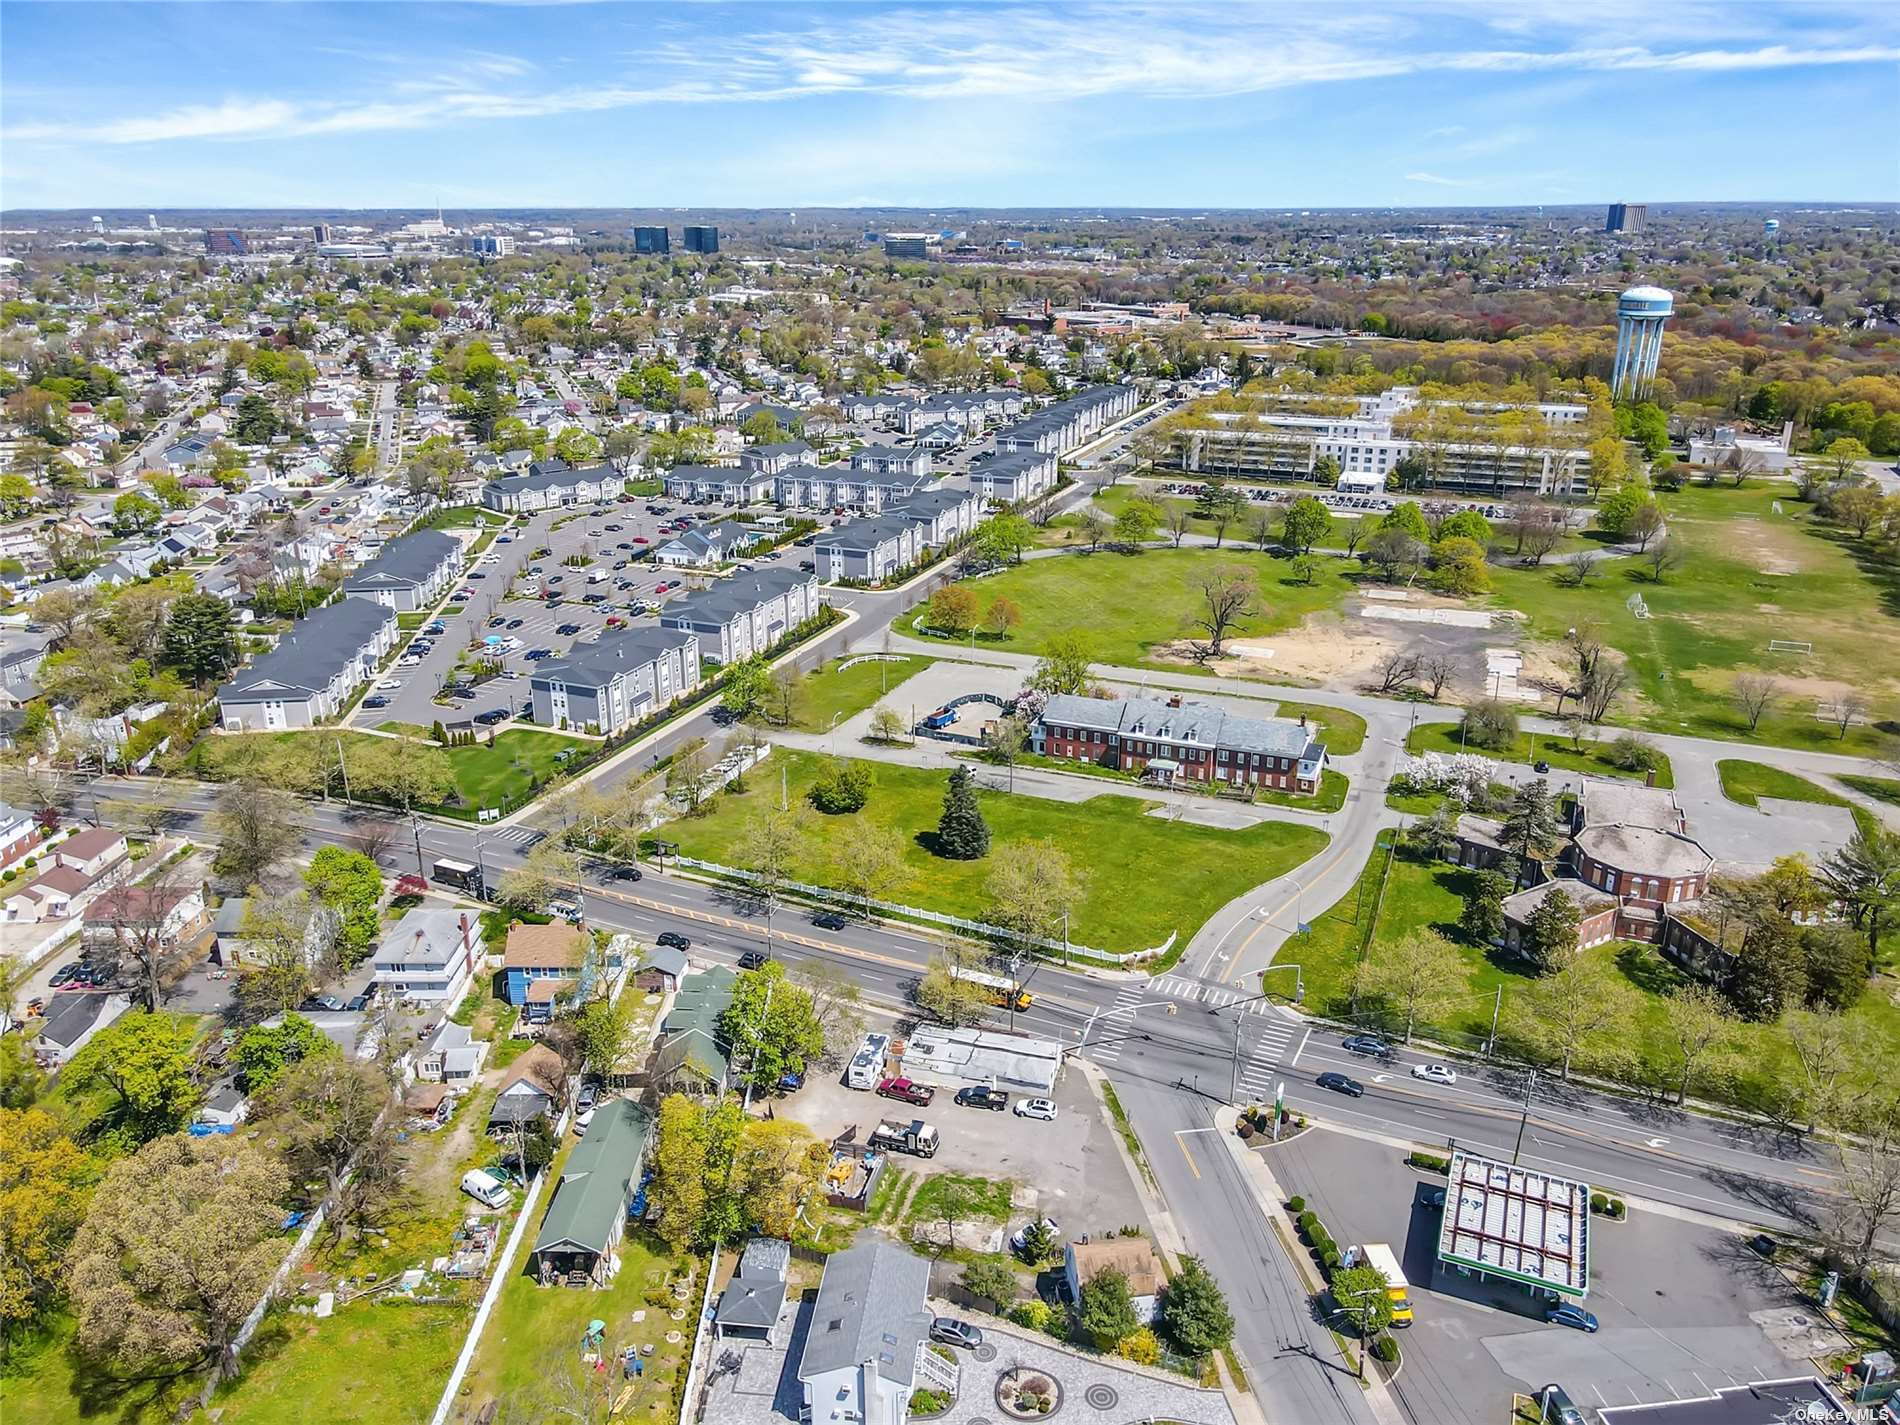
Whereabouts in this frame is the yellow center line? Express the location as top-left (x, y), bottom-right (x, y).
top-left (1226, 833), bottom-right (1365, 984)
top-left (1174, 1131), bottom-right (1202, 1180)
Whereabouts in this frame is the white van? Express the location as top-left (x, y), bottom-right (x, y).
top-left (587, 570), bottom-right (609, 585)
top-left (460, 1169), bottom-right (512, 1210)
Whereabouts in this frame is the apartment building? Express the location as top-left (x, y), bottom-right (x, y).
top-left (1034, 692), bottom-right (1327, 795)
top-left (661, 567), bottom-right (822, 664)
top-left (339, 529), bottom-right (461, 612)
top-left (216, 597), bottom-right (398, 730)
top-left (529, 626), bottom-right (701, 735)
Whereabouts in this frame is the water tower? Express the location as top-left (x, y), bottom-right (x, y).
top-left (1764, 218), bottom-right (1781, 240)
top-left (1612, 285), bottom-right (1672, 401)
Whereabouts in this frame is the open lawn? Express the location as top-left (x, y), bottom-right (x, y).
top-left (1406, 722), bottom-right (1675, 788)
top-left (1272, 701), bottom-right (1368, 756)
top-left (913, 547), bottom-right (1359, 672)
top-left (1484, 484), bottom-right (1900, 757)
top-left (1716, 759), bottom-right (1880, 840)
top-left (1840, 775), bottom-right (1900, 809)
top-left (790, 653), bottom-right (938, 732)
top-left (651, 750), bottom-right (1328, 957)
top-left (1277, 831), bottom-right (1900, 1112)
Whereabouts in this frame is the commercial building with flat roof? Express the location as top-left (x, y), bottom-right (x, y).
top-left (1435, 1148), bottom-right (1590, 1301)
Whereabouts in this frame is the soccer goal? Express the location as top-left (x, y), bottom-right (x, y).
top-left (1625, 592), bottom-right (1650, 620)
top-left (1767, 639), bottom-right (1813, 655)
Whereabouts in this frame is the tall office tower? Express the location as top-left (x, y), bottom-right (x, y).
top-left (632, 226), bottom-right (670, 254)
top-left (682, 225), bottom-right (719, 254)
top-left (313, 223), bottom-right (333, 243)
top-left (1612, 286), bottom-right (1672, 401)
top-left (204, 228), bottom-right (248, 255)
top-left (1605, 202), bottom-right (1648, 234)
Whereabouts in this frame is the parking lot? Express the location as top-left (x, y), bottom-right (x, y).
top-left (777, 1050), bottom-right (1148, 1245)
top-left (1268, 1128), bottom-right (1827, 1421)
top-left (356, 493), bottom-right (824, 731)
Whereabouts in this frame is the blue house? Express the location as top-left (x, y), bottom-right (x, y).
top-left (503, 921), bottom-right (590, 1020)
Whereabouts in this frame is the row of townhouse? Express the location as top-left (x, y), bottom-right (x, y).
top-left (660, 567), bottom-right (822, 664)
top-left (481, 459), bottom-right (621, 513)
top-left (994, 384), bottom-right (1139, 456)
top-left (529, 625), bottom-right (702, 736)
top-left (843, 388), bottom-right (1030, 435)
top-left (774, 463), bottom-right (934, 513)
top-left (215, 596), bottom-right (398, 730)
top-left (967, 448), bottom-right (1059, 504)
top-left (811, 485), bottom-right (985, 582)
top-left (661, 464), bottom-right (777, 506)
top-left (1034, 692), bottom-right (1329, 795)
top-left (339, 528), bottom-right (461, 612)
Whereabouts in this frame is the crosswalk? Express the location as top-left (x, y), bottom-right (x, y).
top-left (1087, 976), bottom-right (1310, 1096)
top-left (1088, 984), bottom-right (1149, 1064)
top-left (1235, 1016), bottom-right (1303, 1101)
top-left (1148, 972), bottom-right (1280, 1014)
top-left (485, 826), bottom-right (544, 848)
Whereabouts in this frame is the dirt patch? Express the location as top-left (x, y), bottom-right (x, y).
top-left (1724, 517), bottom-right (1806, 576)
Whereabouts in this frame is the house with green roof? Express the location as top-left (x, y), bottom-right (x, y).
top-left (652, 965), bottom-right (736, 1097)
top-left (530, 1097), bottom-right (654, 1288)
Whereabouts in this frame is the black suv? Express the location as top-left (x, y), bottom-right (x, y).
top-left (737, 950), bottom-right (771, 971)
top-left (656, 931), bottom-right (690, 950)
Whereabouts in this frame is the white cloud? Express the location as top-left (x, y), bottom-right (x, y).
top-left (1404, 171), bottom-right (1481, 188)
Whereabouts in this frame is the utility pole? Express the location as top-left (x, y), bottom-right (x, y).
top-left (1229, 1016), bottom-right (1244, 1103)
top-left (1486, 986), bottom-right (1502, 1057)
top-left (409, 812), bottom-right (426, 877)
top-left (1511, 1067), bottom-right (1538, 1164)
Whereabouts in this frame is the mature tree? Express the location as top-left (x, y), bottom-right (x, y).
top-left (808, 757), bottom-right (871, 814)
top-left (235, 893), bottom-right (319, 1017)
top-left (1419, 653), bottom-right (1458, 700)
top-left (1823, 1096), bottom-right (1900, 1281)
top-left (211, 776), bottom-right (302, 883)
top-left (567, 994), bottom-right (639, 1080)
top-left (927, 584), bottom-right (980, 638)
top-left (0, 1108), bottom-right (98, 1337)
top-left (64, 1012), bottom-right (204, 1146)
top-left (1080, 509), bottom-right (1110, 551)
top-left (1330, 1263), bottom-right (1395, 1340)
top-left (352, 737), bottom-right (454, 813)
top-left (1830, 690), bottom-right (1870, 741)
top-left (497, 837), bottom-right (581, 913)
top-left (1731, 674), bottom-right (1780, 733)
top-left (982, 596), bottom-right (1022, 641)
top-left (665, 736), bottom-right (713, 814)
top-left (722, 961), bottom-right (827, 1089)
top-left (732, 1118), bottom-right (827, 1239)
top-left (1818, 824), bottom-right (1900, 962)
top-left (1431, 535), bottom-right (1490, 596)
top-left (165, 598), bottom-right (238, 682)
top-left (1644, 536), bottom-right (1684, 582)
top-left (1556, 549), bottom-right (1602, 587)
top-left (1028, 632), bottom-right (1093, 695)
top-left (1786, 1009), bottom-right (1858, 1133)
top-left (1459, 869), bottom-right (1513, 946)
top-left (1280, 494), bottom-right (1333, 555)
top-left (1820, 435), bottom-right (1873, 483)
top-left (1461, 698), bottom-right (1518, 751)
top-left (961, 1256), bottom-right (1020, 1315)
top-left (735, 802), bottom-right (809, 917)
top-left (720, 653), bottom-right (774, 721)
top-left (235, 1013), bottom-right (334, 1093)
top-left (1524, 952), bottom-right (1631, 1078)
top-left (916, 952), bottom-right (992, 1027)
top-left (68, 1134), bottom-right (288, 1379)
top-left (935, 764), bottom-right (990, 859)
top-left (1371, 649), bottom-right (1420, 694)
top-left (1518, 887), bottom-right (1582, 973)
top-left (1162, 501), bottom-right (1193, 548)
top-left (1203, 485), bottom-right (1248, 547)
top-left (868, 704), bottom-right (909, 744)
top-left (91, 860), bottom-right (198, 1012)
top-left (987, 838), bottom-right (1084, 957)
top-left (304, 845), bottom-right (383, 967)
top-left (1801, 922), bottom-right (1871, 1013)
top-left (832, 820), bottom-right (906, 915)
top-left (792, 958), bottom-right (867, 1059)
top-left (112, 489), bottom-right (162, 535)
top-left (1114, 499), bottom-right (1160, 548)
top-left (1359, 928), bottom-right (1463, 1044)
top-left (1185, 565), bottom-right (1260, 660)
top-left (1662, 982), bottom-right (1734, 1106)
top-left (1499, 779), bottom-right (1562, 887)
top-left (1078, 1265), bottom-right (1140, 1349)
top-left (1626, 501), bottom-right (1666, 551)
top-left (261, 1054), bottom-right (403, 1245)
top-left (1161, 1254), bottom-right (1235, 1354)
top-left (649, 1093), bottom-right (748, 1251)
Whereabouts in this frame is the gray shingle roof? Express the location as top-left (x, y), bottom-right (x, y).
top-left (1040, 692), bottom-right (1315, 758)
top-left (816, 514), bottom-right (911, 553)
top-left (343, 529), bottom-right (458, 593)
top-left (531, 625), bottom-right (697, 694)
top-left (663, 567), bottom-right (813, 629)
top-left (797, 1241), bottom-right (932, 1388)
top-left (217, 597), bottom-right (394, 704)
top-left (486, 462), bottom-right (616, 497)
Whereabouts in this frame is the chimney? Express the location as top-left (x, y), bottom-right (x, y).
top-left (1168, 694), bottom-right (1183, 708)
top-left (1299, 713), bottom-right (1308, 728)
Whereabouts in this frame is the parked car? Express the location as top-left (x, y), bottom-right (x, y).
top-left (1342, 1035), bottom-right (1394, 1059)
top-left (1411, 1062), bottom-right (1458, 1086)
top-left (576, 1083), bottom-right (600, 1113)
top-left (811, 911), bottom-right (848, 931)
top-left (877, 1077), bottom-right (935, 1106)
top-left (955, 1086), bottom-right (1008, 1111)
top-left (298, 994), bottom-right (347, 1013)
top-left (656, 931), bottom-right (690, 950)
top-left (474, 708), bottom-right (509, 725)
top-left (1545, 1303), bottom-right (1598, 1333)
top-left (1317, 1071), bottom-right (1366, 1097)
top-left (506, 618), bottom-right (525, 630)
top-left (1013, 1097), bottom-right (1058, 1121)
top-left (1009, 1216), bottom-right (1059, 1255)
top-left (737, 950), bottom-right (771, 971)
top-left (929, 1318), bottom-right (984, 1351)
top-left (363, 695), bottom-right (390, 708)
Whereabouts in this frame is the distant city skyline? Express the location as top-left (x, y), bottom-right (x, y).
top-left (2, 1), bottom-right (1896, 210)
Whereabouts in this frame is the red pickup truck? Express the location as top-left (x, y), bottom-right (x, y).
top-left (877, 1077), bottom-right (935, 1107)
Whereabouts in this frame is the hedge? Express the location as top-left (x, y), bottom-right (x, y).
top-left (1406, 1151), bottom-right (1450, 1174)
top-left (1371, 1334), bottom-right (1400, 1364)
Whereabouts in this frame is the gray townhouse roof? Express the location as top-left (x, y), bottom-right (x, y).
top-left (798, 1240), bottom-right (932, 1389)
top-left (816, 514), bottom-right (912, 553)
top-left (486, 462), bottom-right (616, 498)
top-left (343, 529), bottom-right (458, 594)
top-left (849, 468), bottom-right (932, 494)
top-left (531, 625), bottom-right (697, 694)
top-left (969, 450), bottom-right (1053, 479)
top-left (887, 487), bottom-right (973, 521)
top-left (663, 567), bottom-right (814, 630)
top-left (1041, 692), bottom-right (1317, 759)
top-left (217, 597), bottom-right (395, 705)
top-left (742, 440), bottom-right (812, 462)
top-left (735, 401), bottom-right (802, 427)
top-left (658, 520), bottom-right (757, 563)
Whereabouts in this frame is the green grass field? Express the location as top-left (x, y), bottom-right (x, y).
top-left (1485, 484), bottom-right (1900, 756)
top-left (1278, 831), bottom-right (1900, 1110)
top-left (1273, 701), bottom-right (1368, 756)
top-left (652, 750), bottom-right (1328, 955)
top-left (790, 654), bottom-right (938, 732)
top-left (1840, 775), bottom-right (1900, 809)
top-left (920, 547), bottom-right (1358, 672)
top-left (1716, 759), bottom-right (1880, 839)
top-left (1406, 722), bottom-right (1675, 788)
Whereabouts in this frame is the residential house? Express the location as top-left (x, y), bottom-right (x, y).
top-left (715, 1237), bottom-right (791, 1344)
top-left (482, 461), bottom-right (619, 513)
top-left (652, 520), bottom-right (764, 568)
top-left (798, 1241), bottom-right (952, 1425)
top-left (529, 1098), bottom-right (653, 1287)
top-left (661, 567), bottom-right (821, 664)
top-left (813, 514), bottom-right (921, 584)
top-left (529, 625), bottom-right (701, 736)
top-left (403, 1082), bottom-right (455, 1127)
top-left (340, 528), bottom-right (460, 612)
top-left (371, 907), bottom-right (484, 1005)
top-left (487, 1043), bottom-right (567, 1133)
top-left (634, 943), bottom-right (688, 993)
top-left (34, 991), bottom-right (133, 1068)
top-left (81, 882), bottom-right (210, 960)
top-left (652, 965), bottom-right (735, 1096)
top-left (52, 827), bottom-right (129, 881)
top-left (503, 920), bottom-right (590, 1018)
top-left (0, 801), bottom-right (41, 872)
top-left (196, 1081), bottom-right (250, 1131)
top-left (661, 465), bottom-right (776, 506)
top-left (415, 1019), bottom-right (490, 1085)
top-left (4, 865), bottom-right (89, 923)
top-left (1064, 1237), bottom-right (1163, 1325)
top-left (1033, 692), bottom-right (1328, 796)
top-left (216, 596), bottom-right (397, 730)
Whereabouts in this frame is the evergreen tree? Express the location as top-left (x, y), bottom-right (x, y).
top-left (1500, 779), bottom-right (1562, 886)
top-left (1161, 1255), bottom-right (1235, 1355)
top-left (1519, 887), bottom-right (1581, 972)
top-left (160, 593), bottom-right (237, 686)
top-left (1460, 869), bottom-right (1513, 946)
top-left (935, 765), bottom-right (990, 860)
top-left (1077, 1265), bottom-right (1139, 1349)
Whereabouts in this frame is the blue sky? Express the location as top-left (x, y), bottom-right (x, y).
top-left (2, 1), bottom-right (1896, 210)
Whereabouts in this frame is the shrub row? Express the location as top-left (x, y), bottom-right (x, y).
top-left (1406, 1151), bottom-right (1450, 1175)
top-left (1589, 1191), bottom-right (1628, 1219)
